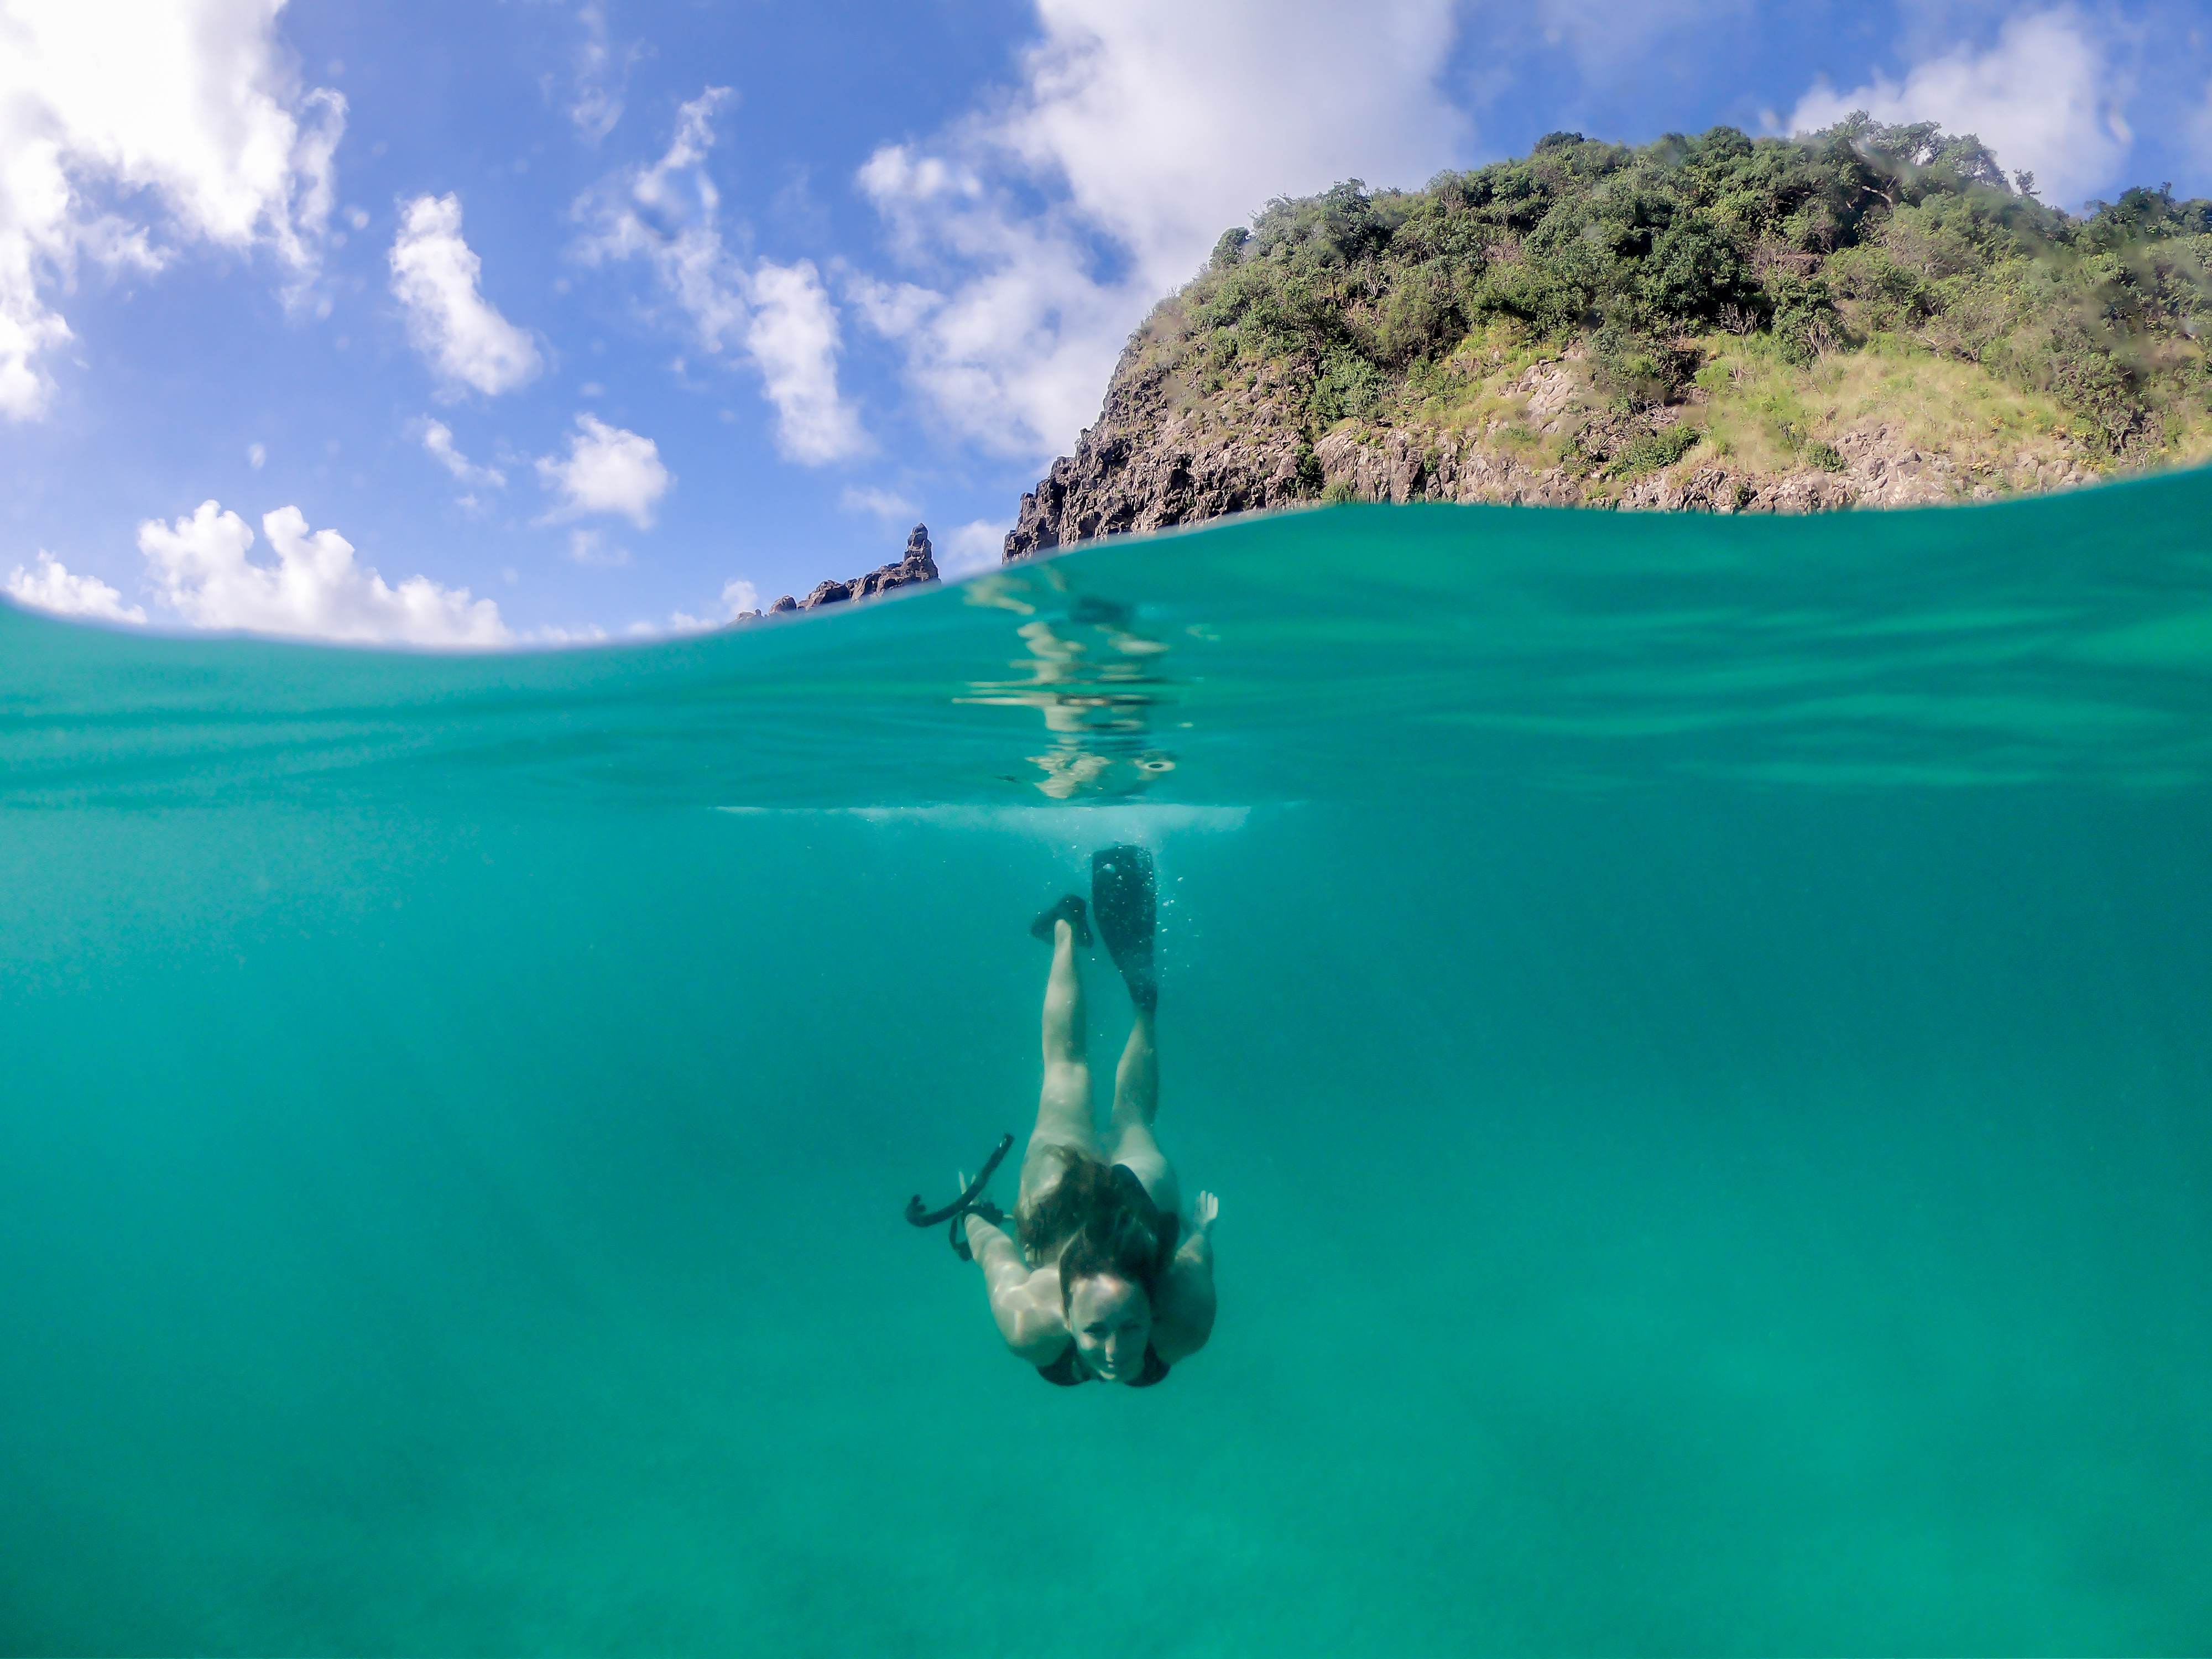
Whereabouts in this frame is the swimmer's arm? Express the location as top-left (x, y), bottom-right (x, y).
top-left (1152, 1191), bottom-right (1218, 1365)
top-left (964, 1213), bottom-right (1067, 1362)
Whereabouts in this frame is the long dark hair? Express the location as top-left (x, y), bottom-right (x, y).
top-left (1018, 1147), bottom-right (1178, 1310)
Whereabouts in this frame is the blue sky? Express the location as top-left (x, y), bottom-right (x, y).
top-left (4, 0), bottom-right (2209, 644)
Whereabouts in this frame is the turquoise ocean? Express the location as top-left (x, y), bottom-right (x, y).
top-left (3, 476), bottom-right (2209, 1656)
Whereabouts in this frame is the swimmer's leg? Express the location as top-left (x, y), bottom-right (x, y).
top-left (1020, 916), bottom-right (1100, 1211)
top-left (1107, 1005), bottom-right (1180, 1218)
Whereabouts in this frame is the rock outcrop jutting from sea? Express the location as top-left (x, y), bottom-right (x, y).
top-left (746, 524), bottom-right (940, 619)
top-left (1005, 118), bottom-right (2210, 561)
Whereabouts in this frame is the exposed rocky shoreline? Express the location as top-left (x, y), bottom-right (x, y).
top-left (1000, 341), bottom-right (2107, 564)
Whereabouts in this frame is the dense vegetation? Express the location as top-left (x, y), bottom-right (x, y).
top-left (1172, 117), bottom-right (2211, 467)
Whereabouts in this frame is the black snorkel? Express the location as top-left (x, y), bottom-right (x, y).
top-left (905, 1131), bottom-right (1015, 1260)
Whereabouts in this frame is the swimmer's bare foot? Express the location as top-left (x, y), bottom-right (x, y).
top-left (1030, 893), bottom-right (1092, 946)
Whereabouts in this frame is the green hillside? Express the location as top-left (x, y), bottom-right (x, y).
top-left (1155, 117), bottom-right (2211, 490)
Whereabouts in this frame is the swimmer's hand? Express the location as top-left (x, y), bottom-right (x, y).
top-left (956, 1171), bottom-right (1005, 1216)
top-left (1173, 1192), bottom-right (1217, 1275)
top-left (1154, 1192), bottom-right (1219, 1361)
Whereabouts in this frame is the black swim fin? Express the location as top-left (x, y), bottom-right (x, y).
top-left (1030, 893), bottom-right (1092, 947)
top-left (1091, 844), bottom-right (1156, 1011)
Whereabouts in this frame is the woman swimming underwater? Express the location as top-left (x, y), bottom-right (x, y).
top-left (941, 846), bottom-right (1217, 1386)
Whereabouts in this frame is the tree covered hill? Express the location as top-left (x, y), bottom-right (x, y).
top-left (1003, 117), bottom-right (2212, 557)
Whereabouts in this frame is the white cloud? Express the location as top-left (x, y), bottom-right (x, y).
top-left (0, 0), bottom-right (345, 420)
top-left (1790, 7), bottom-right (2130, 209)
top-left (247, 441), bottom-right (267, 469)
top-left (389, 194), bottom-right (542, 397)
top-left (137, 500), bottom-right (508, 645)
top-left (748, 258), bottom-right (866, 462)
top-left (853, 0), bottom-right (1467, 458)
top-left (942, 519), bottom-right (1009, 577)
top-left (536, 413), bottom-right (671, 526)
top-left (4, 550), bottom-right (146, 623)
top-left (418, 416), bottom-right (505, 486)
top-left (841, 484), bottom-right (917, 519)
top-left (575, 87), bottom-right (868, 461)
top-left (581, 88), bottom-right (747, 344)
top-left (846, 275), bottom-right (938, 338)
top-left (669, 577), bottom-right (761, 631)
top-left (565, 4), bottom-right (644, 142)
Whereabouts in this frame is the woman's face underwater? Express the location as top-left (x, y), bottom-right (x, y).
top-left (1066, 1272), bottom-right (1152, 1381)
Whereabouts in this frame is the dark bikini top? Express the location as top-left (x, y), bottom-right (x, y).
top-left (1037, 1340), bottom-right (1171, 1387)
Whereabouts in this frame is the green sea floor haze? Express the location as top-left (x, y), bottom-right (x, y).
top-left (3, 476), bottom-right (2210, 1655)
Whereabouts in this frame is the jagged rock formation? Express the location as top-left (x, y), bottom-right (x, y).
top-left (748, 524), bottom-right (940, 619)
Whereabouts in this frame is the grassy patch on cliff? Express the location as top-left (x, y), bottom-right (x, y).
top-left (1136, 116), bottom-right (2212, 484)
top-left (1693, 335), bottom-right (2085, 481)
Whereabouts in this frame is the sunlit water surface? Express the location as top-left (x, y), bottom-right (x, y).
top-left (3, 479), bottom-right (2209, 1655)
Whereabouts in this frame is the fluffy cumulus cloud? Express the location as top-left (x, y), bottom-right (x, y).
top-left (137, 500), bottom-right (508, 645)
top-left (4, 551), bottom-right (147, 623)
top-left (390, 194), bottom-right (544, 396)
top-left (1790, 7), bottom-right (2131, 210)
top-left (852, 0), bottom-right (1467, 457)
top-left (747, 258), bottom-right (867, 463)
top-left (0, 0), bottom-right (343, 420)
top-left (575, 88), bottom-right (868, 462)
top-left (536, 413), bottom-right (672, 525)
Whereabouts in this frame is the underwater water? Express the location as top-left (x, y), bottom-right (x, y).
top-left (3, 474), bottom-right (2210, 1657)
